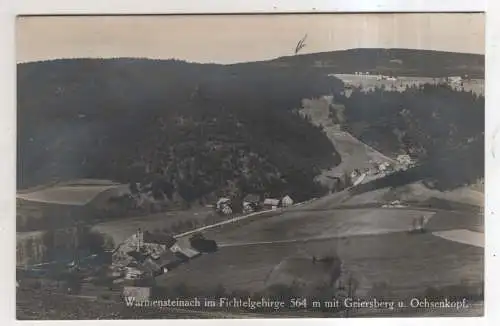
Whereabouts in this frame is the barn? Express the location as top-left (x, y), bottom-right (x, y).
top-left (263, 198), bottom-right (280, 210)
top-left (155, 250), bottom-right (184, 273)
top-left (170, 238), bottom-right (201, 260)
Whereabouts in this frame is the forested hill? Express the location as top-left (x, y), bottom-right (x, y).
top-left (267, 48), bottom-right (484, 78)
top-left (334, 83), bottom-right (484, 191)
top-left (17, 58), bottom-right (343, 202)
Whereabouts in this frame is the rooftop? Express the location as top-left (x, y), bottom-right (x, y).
top-left (143, 231), bottom-right (176, 247)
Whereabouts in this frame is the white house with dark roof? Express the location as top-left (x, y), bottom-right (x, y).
top-left (281, 195), bottom-right (294, 207)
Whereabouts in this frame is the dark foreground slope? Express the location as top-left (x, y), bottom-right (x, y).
top-left (17, 58), bottom-right (343, 202)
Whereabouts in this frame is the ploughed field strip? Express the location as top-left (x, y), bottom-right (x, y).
top-left (432, 229), bottom-right (484, 248)
top-left (16, 184), bottom-right (124, 206)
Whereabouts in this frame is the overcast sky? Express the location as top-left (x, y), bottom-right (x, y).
top-left (16, 13), bottom-right (484, 64)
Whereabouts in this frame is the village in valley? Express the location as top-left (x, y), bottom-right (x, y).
top-left (108, 155), bottom-right (409, 288)
top-left (16, 152), bottom-right (422, 312)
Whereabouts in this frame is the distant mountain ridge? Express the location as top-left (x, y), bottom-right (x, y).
top-left (21, 48), bottom-right (485, 78)
top-left (266, 48), bottom-right (484, 78)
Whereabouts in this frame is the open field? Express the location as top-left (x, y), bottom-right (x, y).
top-left (203, 208), bottom-right (436, 244)
top-left (332, 74), bottom-right (484, 95)
top-left (157, 230), bottom-right (483, 300)
top-left (212, 208), bottom-right (482, 245)
top-left (16, 183), bottom-right (127, 206)
top-left (155, 202), bottom-right (483, 301)
top-left (16, 179), bottom-right (119, 194)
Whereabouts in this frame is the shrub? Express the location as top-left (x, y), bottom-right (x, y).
top-left (265, 283), bottom-right (299, 301)
top-left (171, 282), bottom-right (192, 298)
top-left (213, 284), bottom-right (228, 299)
top-left (368, 281), bottom-right (394, 300)
top-left (423, 283), bottom-right (484, 302)
top-left (230, 289), bottom-right (251, 300)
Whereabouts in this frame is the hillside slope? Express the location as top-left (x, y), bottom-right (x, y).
top-left (333, 83), bottom-right (484, 191)
top-left (299, 97), bottom-right (394, 189)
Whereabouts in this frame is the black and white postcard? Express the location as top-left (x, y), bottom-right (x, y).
top-left (15, 12), bottom-right (486, 320)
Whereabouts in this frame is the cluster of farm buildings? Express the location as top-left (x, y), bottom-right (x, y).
top-left (109, 194), bottom-right (297, 285)
top-left (111, 228), bottom-right (217, 284)
top-left (341, 154), bottom-right (416, 185)
top-left (214, 194), bottom-right (294, 216)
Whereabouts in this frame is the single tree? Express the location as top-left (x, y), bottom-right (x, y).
top-left (294, 34), bottom-right (308, 55)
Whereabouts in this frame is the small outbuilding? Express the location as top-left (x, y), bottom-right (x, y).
top-left (221, 205), bottom-right (233, 215)
top-left (243, 194), bottom-right (261, 212)
top-left (216, 197), bottom-right (231, 210)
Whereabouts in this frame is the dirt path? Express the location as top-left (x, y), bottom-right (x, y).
top-left (300, 98), bottom-right (395, 187)
top-left (174, 209), bottom-right (275, 239)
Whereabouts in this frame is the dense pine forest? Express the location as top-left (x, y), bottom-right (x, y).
top-left (17, 58), bottom-right (343, 203)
